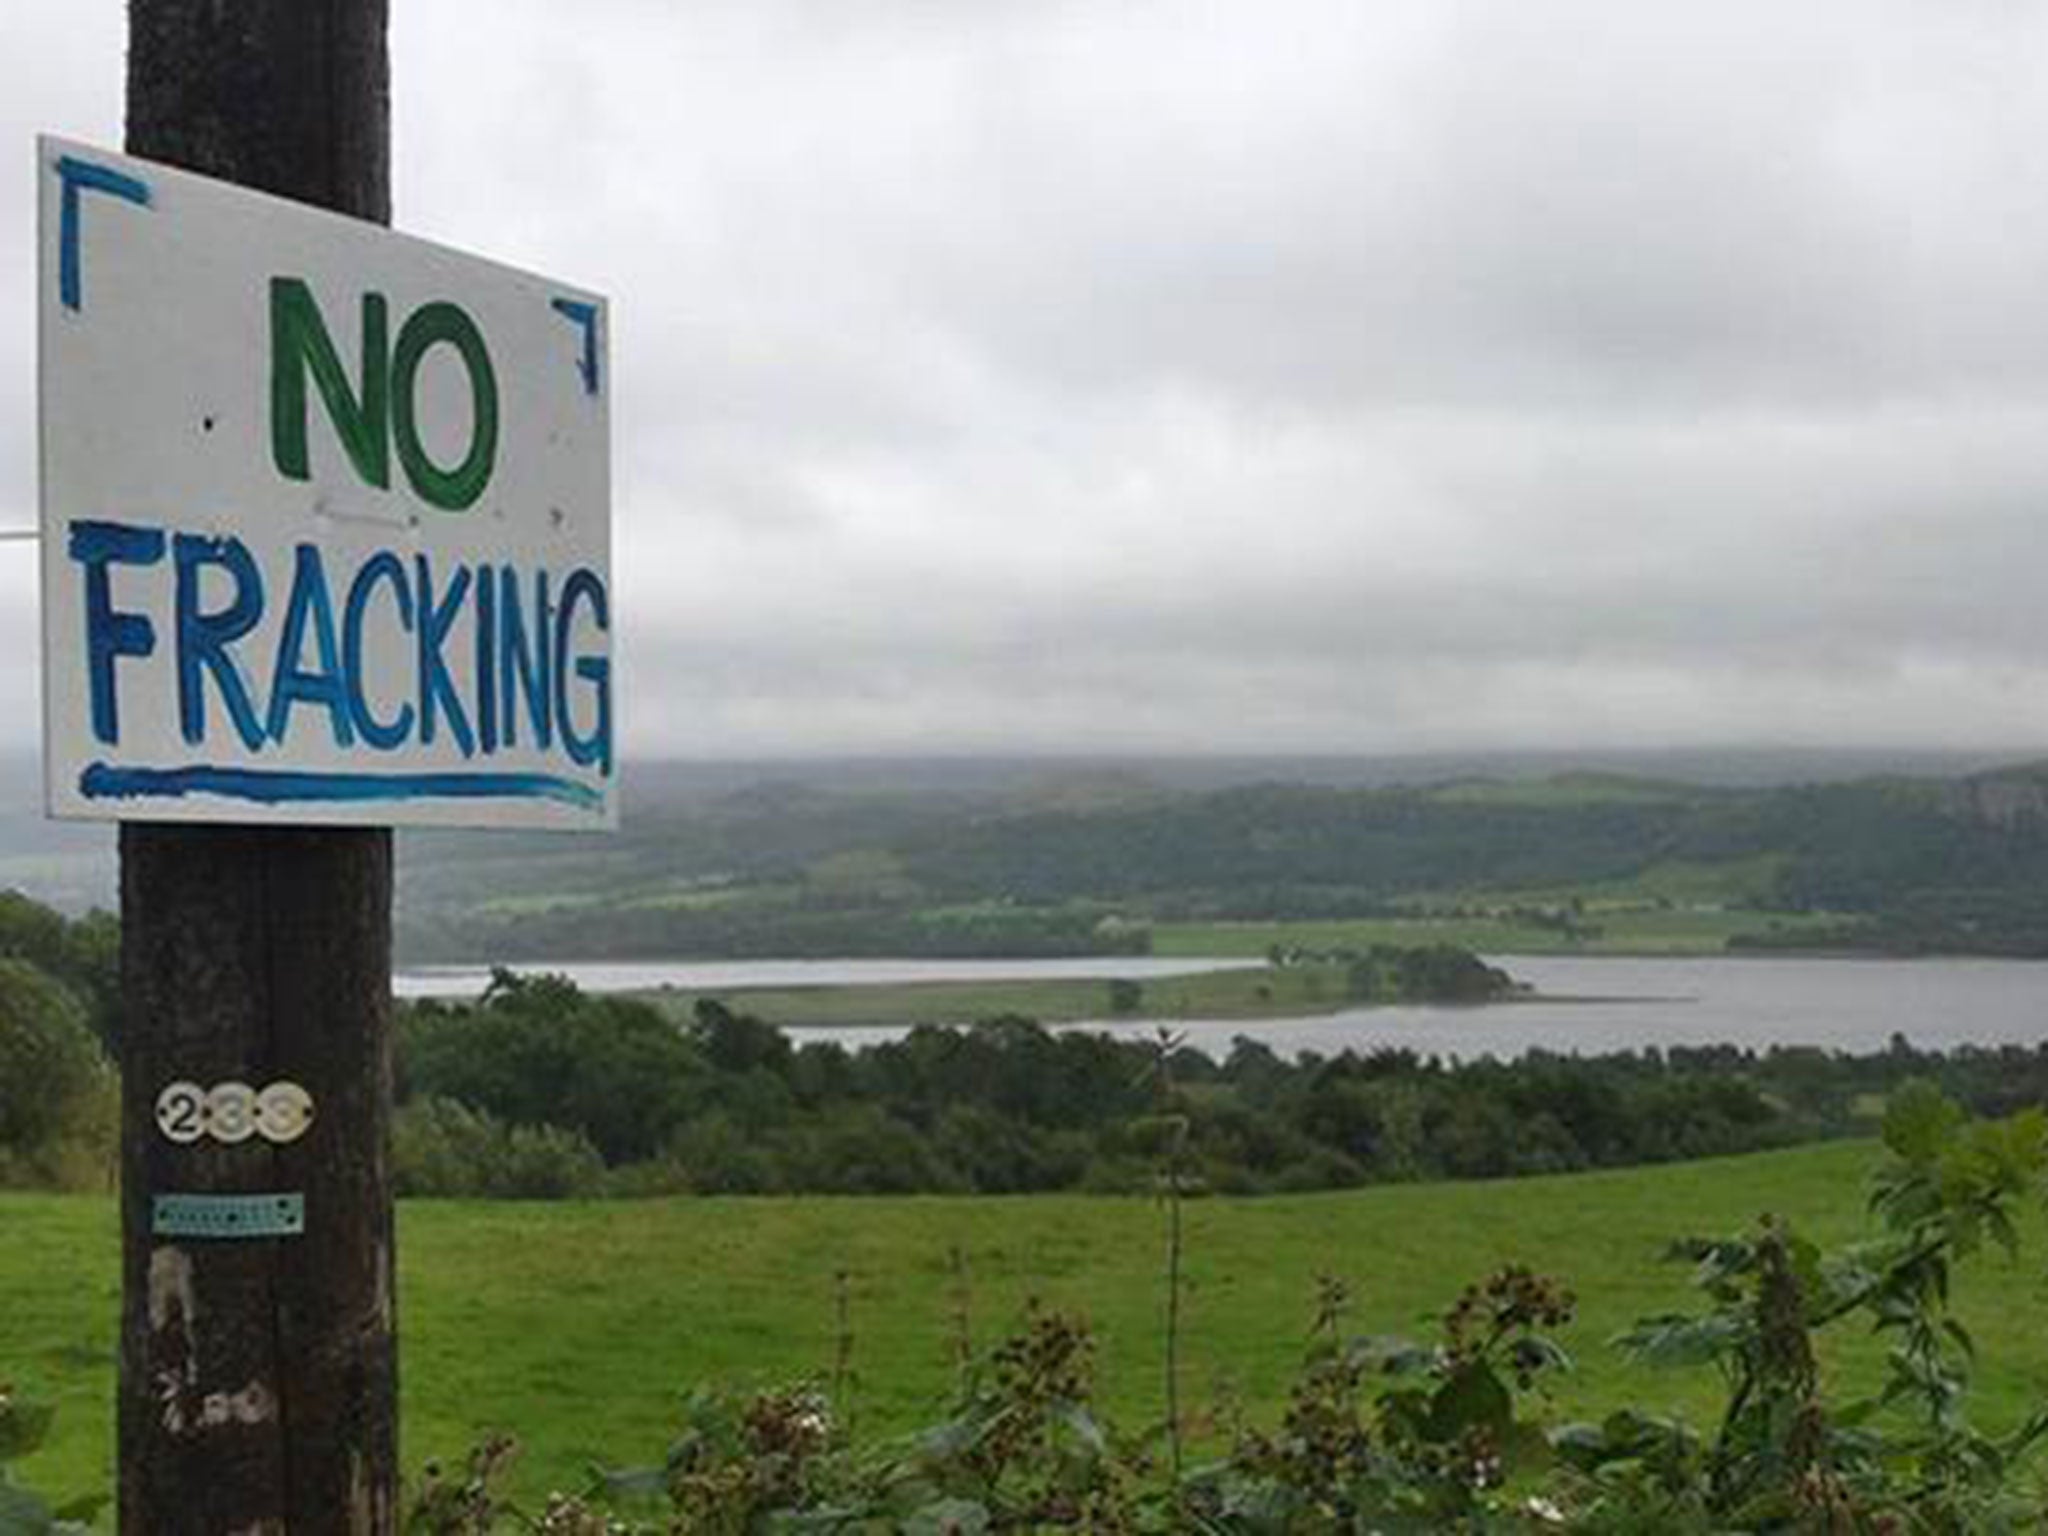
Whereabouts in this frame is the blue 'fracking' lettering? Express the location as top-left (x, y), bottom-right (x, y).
top-left (71, 520), bottom-right (164, 745)
top-left (67, 519), bottom-right (612, 806)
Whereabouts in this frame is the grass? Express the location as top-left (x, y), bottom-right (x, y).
top-left (7, 1140), bottom-right (2048, 1512)
top-left (442, 845), bottom-right (1860, 965)
top-left (1454, 854), bottom-right (1792, 910)
top-left (1146, 851), bottom-right (1860, 957)
top-left (1153, 907), bottom-right (1855, 958)
top-left (641, 961), bottom-right (1377, 1029)
top-left (1424, 772), bottom-right (1701, 807)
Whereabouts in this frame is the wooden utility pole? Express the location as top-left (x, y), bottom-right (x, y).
top-left (118, 4), bottom-right (397, 1533)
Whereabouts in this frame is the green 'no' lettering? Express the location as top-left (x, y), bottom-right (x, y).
top-left (392, 301), bottom-right (498, 512)
top-left (271, 277), bottom-right (390, 491)
top-left (270, 277), bottom-right (499, 512)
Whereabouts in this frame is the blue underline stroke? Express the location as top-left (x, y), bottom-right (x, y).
top-left (81, 762), bottom-right (605, 812)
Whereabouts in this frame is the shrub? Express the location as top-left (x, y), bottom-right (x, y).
top-left (401, 973), bottom-right (702, 1164)
top-left (0, 960), bottom-right (115, 1190)
top-left (393, 1098), bottom-right (605, 1199)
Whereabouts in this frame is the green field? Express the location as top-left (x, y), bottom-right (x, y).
top-left (1447, 854), bottom-right (1791, 910)
top-left (1145, 853), bottom-right (1855, 958)
top-left (1152, 907), bottom-right (1853, 958)
top-left (8, 1140), bottom-right (2047, 1513)
top-left (641, 960), bottom-right (1383, 1029)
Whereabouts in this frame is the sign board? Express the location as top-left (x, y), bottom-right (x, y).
top-left (37, 137), bottom-right (615, 829)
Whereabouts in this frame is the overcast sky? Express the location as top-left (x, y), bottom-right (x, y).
top-left (7, 2), bottom-right (2048, 760)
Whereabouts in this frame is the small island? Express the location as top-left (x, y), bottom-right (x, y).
top-left (639, 943), bottom-right (1525, 1031)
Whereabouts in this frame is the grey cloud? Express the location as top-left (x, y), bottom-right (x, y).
top-left (5, 1), bottom-right (2047, 764)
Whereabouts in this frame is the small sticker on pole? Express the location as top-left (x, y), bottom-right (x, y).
top-left (152, 1192), bottom-right (306, 1239)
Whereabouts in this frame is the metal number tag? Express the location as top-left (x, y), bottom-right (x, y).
top-left (155, 1081), bottom-right (207, 1144)
top-left (156, 1079), bottom-right (316, 1145)
top-left (254, 1081), bottom-right (314, 1143)
top-left (205, 1081), bottom-right (258, 1143)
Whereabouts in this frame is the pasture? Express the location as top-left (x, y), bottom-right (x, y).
top-left (6, 1138), bottom-right (2045, 1510)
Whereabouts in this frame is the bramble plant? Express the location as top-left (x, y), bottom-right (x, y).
top-left (1137, 1025), bottom-right (1194, 1482)
top-left (1565, 1078), bottom-right (2048, 1531)
top-left (1209, 1263), bottom-right (1575, 1531)
top-left (21, 1084), bottom-right (2048, 1532)
top-left (409, 1084), bottom-right (2045, 1532)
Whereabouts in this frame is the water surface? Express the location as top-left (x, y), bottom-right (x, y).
top-left (396, 954), bottom-right (1256, 998)
top-left (397, 953), bottom-right (2048, 1061)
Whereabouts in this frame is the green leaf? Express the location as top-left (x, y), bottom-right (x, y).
top-left (1053, 1402), bottom-right (1107, 1458)
top-left (0, 1481), bottom-right (57, 1536)
top-left (1881, 1079), bottom-right (1963, 1165)
top-left (901, 1497), bottom-right (991, 1535)
top-left (1551, 1408), bottom-right (1699, 1474)
top-left (1677, 1237), bottom-right (1755, 1291)
top-left (1512, 1335), bottom-right (1574, 1377)
top-left (1782, 1231), bottom-right (1826, 1296)
top-left (46, 1494), bottom-right (101, 1527)
top-left (1354, 1335), bottom-right (1436, 1376)
top-left (1214, 1477), bottom-right (1301, 1533)
top-left (915, 1415), bottom-right (982, 1462)
top-left (2001, 1408), bottom-right (2048, 1462)
top-left (1985, 1205), bottom-right (2021, 1261)
top-left (1498, 1419), bottom-right (1552, 1475)
top-left (1615, 1313), bottom-right (1745, 1369)
top-left (1548, 1421), bottom-right (1610, 1460)
top-left (0, 1402), bottom-right (55, 1466)
top-left (1942, 1317), bottom-right (1977, 1361)
top-left (588, 1461), bottom-right (667, 1502)
top-left (1834, 1395), bottom-right (1879, 1429)
top-left (1424, 1362), bottom-right (1511, 1441)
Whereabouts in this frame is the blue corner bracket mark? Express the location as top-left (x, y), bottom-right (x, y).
top-left (55, 155), bottom-right (152, 312)
top-left (81, 763), bottom-right (606, 813)
top-left (551, 297), bottom-right (602, 396)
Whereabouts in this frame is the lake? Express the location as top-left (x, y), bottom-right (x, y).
top-left (395, 954), bottom-right (1258, 997)
top-left (395, 952), bottom-right (2048, 1060)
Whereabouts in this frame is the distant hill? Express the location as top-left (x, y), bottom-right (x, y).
top-left (4, 748), bottom-right (2047, 954)
top-left (377, 752), bottom-right (2048, 962)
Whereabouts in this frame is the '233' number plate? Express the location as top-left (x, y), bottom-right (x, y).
top-left (155, 1080), bottom-right (315, 1145)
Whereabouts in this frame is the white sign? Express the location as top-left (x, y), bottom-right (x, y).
top-left (37, 137), bottom-right (614, 829)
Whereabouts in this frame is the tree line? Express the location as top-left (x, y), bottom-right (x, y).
top-left (392, 970), bottom-right (2048, 1198)
top-left (5, 872), bottom-right (2044, 1205)
top-left (398, 763), bottom-right (2048, 961)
